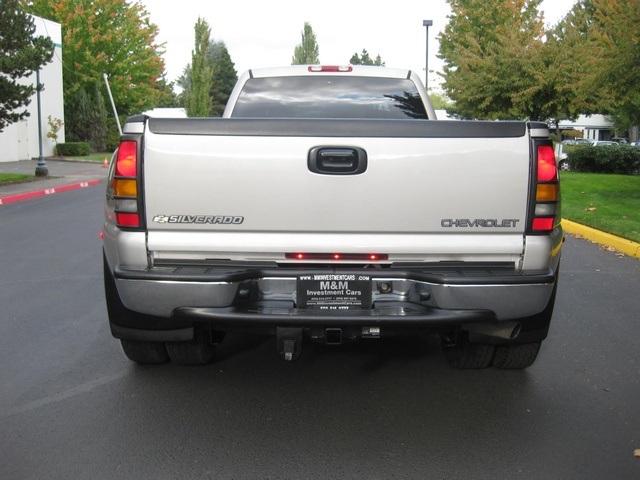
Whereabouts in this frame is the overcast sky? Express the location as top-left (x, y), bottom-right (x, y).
top-left (139, 0), bottom-right (578, 90)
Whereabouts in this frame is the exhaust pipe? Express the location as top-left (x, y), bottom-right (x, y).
top-left (462, 321), bottom-right (521, 341)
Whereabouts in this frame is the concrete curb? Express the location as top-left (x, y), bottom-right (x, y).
top-left (0, 179), bottom-right (102, 205)
top-left (563, 219), bottom-right (640, 259)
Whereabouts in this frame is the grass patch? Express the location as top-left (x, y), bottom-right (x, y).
top-left (561, 172), bottom-right (640, 243)
top-left (0, 173), bottom-right (35, 186)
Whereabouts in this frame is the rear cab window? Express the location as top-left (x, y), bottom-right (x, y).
top-left (230, 76), bottom-right (428, 120)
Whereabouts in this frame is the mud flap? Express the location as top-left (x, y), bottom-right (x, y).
top-left (276, 327), bottom-right (303, 361)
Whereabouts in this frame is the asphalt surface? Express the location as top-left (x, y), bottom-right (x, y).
top-left (0, 185), bottom-right (639, 479)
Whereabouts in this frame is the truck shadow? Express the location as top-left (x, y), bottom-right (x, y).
top-left (213, 332), bottom-right (441, 368)
top-left (114, 332), bottom-right (541, 478)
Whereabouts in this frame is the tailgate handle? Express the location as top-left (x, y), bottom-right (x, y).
top-left (308, 147), bottom-right (368, 175)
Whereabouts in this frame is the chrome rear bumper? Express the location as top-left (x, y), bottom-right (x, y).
top-left (114, 265), bottom-right (556, 322)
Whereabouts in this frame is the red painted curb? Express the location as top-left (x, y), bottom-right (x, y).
top-left (0, 179), bottom-right (102, 205)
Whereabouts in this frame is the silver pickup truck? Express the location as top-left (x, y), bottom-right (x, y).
top-left (103, 65), bottom-right (562, 369)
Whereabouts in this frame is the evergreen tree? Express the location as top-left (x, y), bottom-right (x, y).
top-left (210, 44), bottom-right (237, 117)
top-left (154, 76), bottom-right (181, 108)
top-left (185, 17), bottom-right (213, 117)
top-left (64, 87), bottom-right (92, 143)
top-left (90, 84), bottom-right (108, 152)
top-left (179, 40), bottom-right (237, 116)
top-left (350, 49), bottom-right (385, 66)
top-left (292, 22), bottom-right (319, 65)
top-left (0, 0), bottom-right (54, 132)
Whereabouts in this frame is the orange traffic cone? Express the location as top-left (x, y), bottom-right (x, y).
top-left (102, 157), bottom-right (109, 168)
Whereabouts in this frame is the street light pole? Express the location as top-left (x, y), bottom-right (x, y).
top-left (35, 69), bottom-right (49, 177)
top-left (422, 20), bottom-right (433, 90)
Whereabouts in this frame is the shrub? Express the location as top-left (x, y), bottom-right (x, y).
top-left (563, 129), bottom-right (583, 140)
top-left (567, 145), bottom-right (640, 175)
top-left (57, 142), bottom-right (90, 157)
top-left (46, 116), bottom-right (64, 155)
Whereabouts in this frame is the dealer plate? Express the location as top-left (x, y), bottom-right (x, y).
top-left (297, 274), bottom-right (372, 310)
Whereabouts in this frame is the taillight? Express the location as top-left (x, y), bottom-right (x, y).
top-left (115, 141), bottom-right (137, 177)
top-left (114, 141), bottom-right (141, 229)
top-left (529, 143), bottom-right (560, 233)
top-left (537, 145), bottom-right (557, 181)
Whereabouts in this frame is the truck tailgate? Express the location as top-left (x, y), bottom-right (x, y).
top-left (142, 120), bottom-right (531, 260)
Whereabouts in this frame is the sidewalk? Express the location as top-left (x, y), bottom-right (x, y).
top-left (0, 158), bottom-right (109, 204)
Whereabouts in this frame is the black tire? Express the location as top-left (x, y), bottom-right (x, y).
top-left (120, 339), bottom-right (169, 364)
top-left (559, 160), bottom-right (571, 171)
top-left (493, 342), bottom-right (541, 369)
top-left (166, 327), bottom-right (216, 365)
top-left (442, 334), bottom-right (496, 369)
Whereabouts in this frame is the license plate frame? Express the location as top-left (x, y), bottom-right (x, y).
top-left (297, 274), bottom-right (372, 310)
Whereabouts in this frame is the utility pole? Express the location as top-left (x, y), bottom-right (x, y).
top-left (423, 20), bottom-right (433, 90)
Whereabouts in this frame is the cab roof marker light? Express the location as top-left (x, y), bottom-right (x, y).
top-left (308, 65), bottom-right (353, 73)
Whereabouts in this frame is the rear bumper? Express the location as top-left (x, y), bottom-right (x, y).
top-left (113, 265), bottom-right (557, 325)
top-left (174, 302), bottom-right (493, 326)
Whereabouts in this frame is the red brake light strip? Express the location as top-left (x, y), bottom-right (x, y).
top-left (286, 253), bottom-right (388, 261)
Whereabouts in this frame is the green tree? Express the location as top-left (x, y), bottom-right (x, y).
top-left (89, 83), bottom-right (108, 152)
top-left (546, 0), bottom-right (608, 120)
top-left (541, 1), bottom-right (604, 135)
top-left (46, 115), bottom-right (64, 154)
top-left (154, 75), bottom-right (181, 108)
top-left (26, 0), bottom-right (167, 116)
top-left (429, 91), bottom-right (454, 111)
top-left (210, 44), bottom-right (237, 116)
top-left (590, 0), bottom-right (640, 136)
top-left (292, 22), bottom-right (319, 65)
top-left (185, 17), bottom-right (213, 117)
top-left (438, 0), bottom-right (549, 120)
top-left (0, 0), bottom-right (54, 132)
top-left (350, 49), bottom-right (385, 66)
top-left (64, 87), bottom-right (92, 143)
top-left (63, 84), bottom-right (106, 151)
top-left (179, 40), bottom-right (237, 116)
top-left (545, 0), bottom-right (638, 138)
